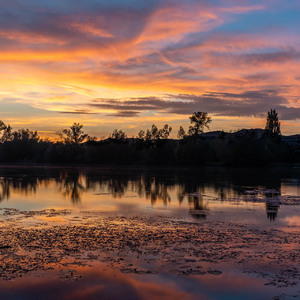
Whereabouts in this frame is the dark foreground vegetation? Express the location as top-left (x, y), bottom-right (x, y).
top-left (0, 110), bottom-right (299, 166)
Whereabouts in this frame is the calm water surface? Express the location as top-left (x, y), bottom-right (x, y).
top-left (0, 165), bottom-right (299, 227)
top-left (0, 165), bottom-right (299, 300)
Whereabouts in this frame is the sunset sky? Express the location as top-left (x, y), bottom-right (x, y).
top-left (0, 0), bottom-right (300, 138)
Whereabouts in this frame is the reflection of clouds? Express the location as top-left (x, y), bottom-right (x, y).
top-left (0, 268), bottom-right (140, 299)
top-left (0, 265), bottom-right (192, 300)
top-left (282, 215), bottom-right (300, 227)
top-left (115, 203), bottom-right (140, 214)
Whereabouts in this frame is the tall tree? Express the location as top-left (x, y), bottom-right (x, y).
top-left (264, 109), bottom-right (281, 138)
top-left (143, 124), bottom-right (172, 141)
top-left (13, 129), bottom-right (39, 142)
top-left (177, 126), bottom-right (186, 139)
top-left (137, 130), bottom-right (145, 139)
top-left (188, 112), bottom-right (212, 136)
top-left (111, 129), bottom-right (127, 141)
top-left (0, 121), bottom-right (13, 142)
top-left (158, 124), bottom-right (172, 139)
top-left (57, 123), bottom-right (89, 144)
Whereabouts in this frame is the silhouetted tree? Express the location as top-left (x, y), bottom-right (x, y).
top-left (188, 112), bottom-right (212, 136)
top-left (143, 124), bottom-right (172, 141)
top-left (177, 126), bottom-right (186, 139)
top-left (0, 121), bottom-right (13, 142)
top-left (111, 129), bottom-right (127, 141)
top-left (137, 130), bottom-right (145, 139)
top-left (264, 109), bottom-right (281, 139)
top-left (158, 124), bottom-right (172, 139)
top-left (13, 129), bottom-right (39, 142)
top-left (0, 121), bottom-right (5, 131)
top-left (57, 123), bottom-right (89, 144)
top-left (0, 115), bottom-right (297, 165)
top-left (146, 124), bottom-right (159, 140)
top-left (87, 136), bottom-right (97, 142)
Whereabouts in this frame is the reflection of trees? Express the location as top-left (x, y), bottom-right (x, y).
top-left (106, 179), bottom-right (128, 198)
top-left (0, 166), bottom-right (299, 222)
top-left (188, 195), bottom-right (208, 219)
top-left (176, 182), bottom-right (204, 199)
top-left (143, 176), bottom-right (171, 205)
top-left (146, 181), bottom-right (170, 205)
top-left (58, 173), bottom-right (86, 204)
top-left (132, 176), bottom-right (171, 205)
top-left (264, 191), bottom-right (280, 221)
top-left (0, 176), bottom-right (39, 202)
top-left (265, 201), bottom-right (280, 221)
top-left (11, 177), bottom-right (39, 195)
top-left (0, 179), bottom-right (10, 201)
top-left (0, 169), bottom-right (88, 205)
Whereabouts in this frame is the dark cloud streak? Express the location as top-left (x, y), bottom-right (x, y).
top-left (106, 111), bottom-right (141, 117)
top-left (60, 110), bottom-right (96, 115)
top-left (89, 90), bottom-right (300, 120)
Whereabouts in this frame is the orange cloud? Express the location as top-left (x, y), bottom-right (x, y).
top-left (0, 0), bottom-right (299, 136)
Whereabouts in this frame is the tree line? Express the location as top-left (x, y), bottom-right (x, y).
top-left (0, 109), bottom-right (294, 166)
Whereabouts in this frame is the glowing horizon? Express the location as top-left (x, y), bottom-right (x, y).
top-left (0, 0), bottom-right (300, 138)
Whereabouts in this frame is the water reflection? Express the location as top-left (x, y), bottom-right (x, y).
top-left (0, 176), bottom-right (40, 202)
top-left (264, 190), bottom-right (281, 221)
top-left (0, 179), bottom-right (10, 201)
top-left (58, 173), bottom-right (87, 204)
top-left (0, 265), bottom-right (282, 300)
top-left (266, 200), bottom-right (280, 221)
top-left (0, 166), bottom-right (299, 221)
top-left (188, 194), bottom-right (208, 219)
top-left (107, 178), bottom-right (128, 198)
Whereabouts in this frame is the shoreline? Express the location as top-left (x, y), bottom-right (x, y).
top-left (0, 209), bottom-right (299, 298)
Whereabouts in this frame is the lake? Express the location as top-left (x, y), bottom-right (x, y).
top-left (0, 165), bottom-right (299, 299)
